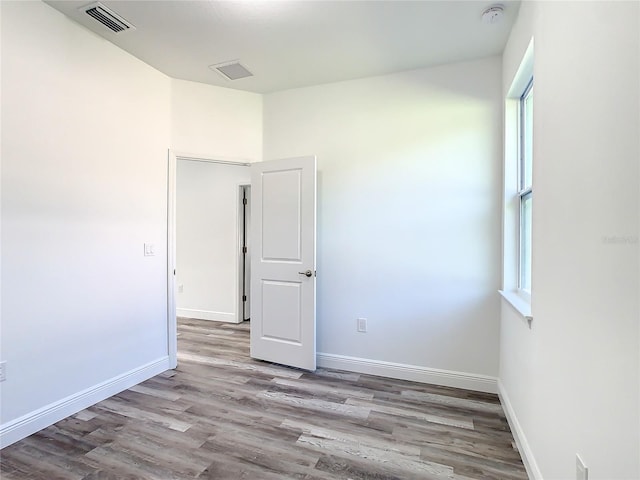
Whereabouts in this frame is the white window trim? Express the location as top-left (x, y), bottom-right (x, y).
top-left (499, 289), bottom-right (533, 325)
top-left (501, 38), bottom-right (534, 324)
top-left (517, 78), bottom-right (533, 296)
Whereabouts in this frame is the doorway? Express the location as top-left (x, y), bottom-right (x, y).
top-left (167, 153), bottom-right (251, 367)
top-left (167, 153), bottom-right (317, 371)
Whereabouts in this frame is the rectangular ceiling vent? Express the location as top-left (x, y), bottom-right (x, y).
top-left (209, 61), bottom-right (254, 81)
top-left (80, 2), bottom-right (135, 34)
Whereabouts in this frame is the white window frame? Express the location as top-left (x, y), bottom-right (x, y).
top-left (517, 78), bottom-right (533, 298)
top-left (500, 38), bottom-right (533, 323)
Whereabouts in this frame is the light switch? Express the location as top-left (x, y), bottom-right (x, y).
top-left (144, 243), bottom-right (155, 256)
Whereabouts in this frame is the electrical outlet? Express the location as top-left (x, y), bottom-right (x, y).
top-left (576, 454), bottom-right (588, 480)
top-left (357, 318), bottom-right (367, 333)
top-left (0, 361), bottom-right (6, 382)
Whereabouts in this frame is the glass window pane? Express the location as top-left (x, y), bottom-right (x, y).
top-left (521, 86), bottom-right (533, 189)
top-left (520, 192), bottom-right (532, 292)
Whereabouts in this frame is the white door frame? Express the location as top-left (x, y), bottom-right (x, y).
top-left (237, 184), bottom-right (251, 323)
top-left (166, 150), bottom-right (252, 368)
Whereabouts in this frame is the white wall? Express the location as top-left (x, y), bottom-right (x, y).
top-left (499, 2), bottom-right (640, 479)
top-left (0, 1), bottom-right (171, 444)
top-left (264, 57), bottom-right (504, 389)
top-left (171, 78), bottom-right (262, 161)
top-left (176, 160), bottom-right (250, 323)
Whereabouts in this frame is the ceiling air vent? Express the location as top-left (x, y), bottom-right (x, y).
top-left (209, 61), bottom-right (254, 81)
top-left (80, 2), bottom-right (135, 34)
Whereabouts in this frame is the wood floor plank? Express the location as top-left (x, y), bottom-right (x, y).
top-left (257, 390), bottom-right (372, 419)
top-left (0, 317), bottom-right (527, 480)
top-left (345, 398), bottom-right (475, 429)
top-left (400, 390), bottom-right (504, 415)
top-left (282, 419), bottom-right (422, 457)
top-left (272, 376), bottom-right (375, 400)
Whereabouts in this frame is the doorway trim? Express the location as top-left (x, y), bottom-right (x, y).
top-left (237, 184), bottom-right (251, 324)
top-left (167, 150), bottom-right (253, 368)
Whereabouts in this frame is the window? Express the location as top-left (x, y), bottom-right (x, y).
top-left (500, 39), bottom-right (533, 321)
top-left (518, 79), bottom-right (533, 294)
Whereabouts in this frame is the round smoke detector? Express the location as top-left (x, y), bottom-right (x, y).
top-left (482, 5), bottom-right (505, 24)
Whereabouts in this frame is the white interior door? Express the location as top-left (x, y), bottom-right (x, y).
top-left (250, 156), bottom-right (316, 370)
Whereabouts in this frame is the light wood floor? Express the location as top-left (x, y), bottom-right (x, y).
top-left (1, 318), bottom-right (527, 480)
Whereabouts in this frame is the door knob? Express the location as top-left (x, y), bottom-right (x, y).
top-left (298, 270), bottom-right (313, 277)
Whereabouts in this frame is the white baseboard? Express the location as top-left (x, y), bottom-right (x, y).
top-left (316, 353), bottom-right (498, 394)
top-left (177, 308), bottom-right (237, 323)
top-left (498, 379), bottom-right (541, 480)
top-left (0, 356), bottom-right (171, 449)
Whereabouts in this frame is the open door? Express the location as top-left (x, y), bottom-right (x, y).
top-left (250, 156), bottom-right (317, 370)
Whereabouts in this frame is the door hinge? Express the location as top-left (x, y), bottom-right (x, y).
top-left (242, 246), bottom-right (247, 254)
top-left (243, 198), bottom-right (247, 205)
top-left (173, 269), bottom-right (176, 275)
top-left (243, 295), bottom-right (247, 301)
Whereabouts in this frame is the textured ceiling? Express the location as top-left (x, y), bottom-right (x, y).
top-left (45, 0), bottom-right (520, 93)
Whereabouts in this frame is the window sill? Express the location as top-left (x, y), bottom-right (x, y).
top-left (499, 290), bottom-right (533, 327)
